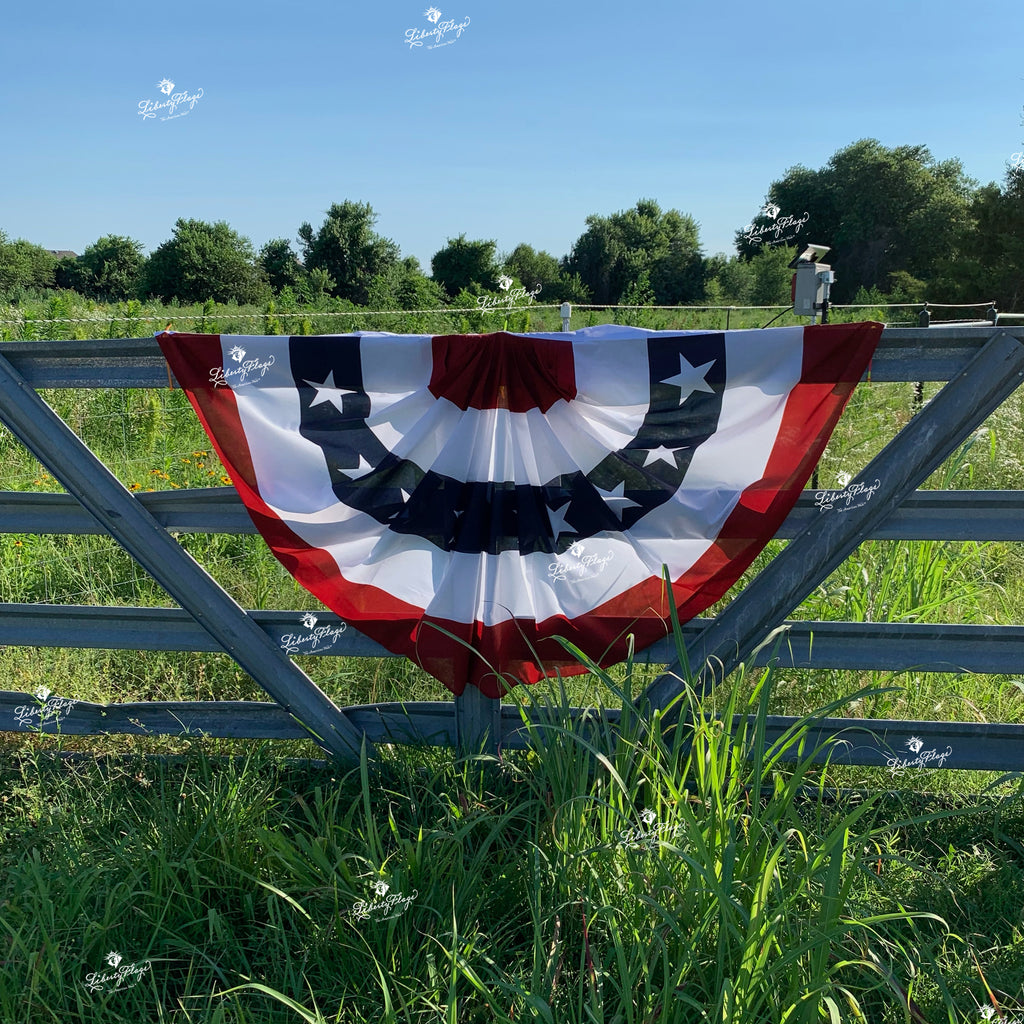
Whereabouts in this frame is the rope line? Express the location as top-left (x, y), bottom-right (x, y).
top-left (0, 305), bottom-right (561, 326)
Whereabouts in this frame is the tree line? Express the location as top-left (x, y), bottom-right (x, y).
top-left (2, 139), bottom-right (1022, 311)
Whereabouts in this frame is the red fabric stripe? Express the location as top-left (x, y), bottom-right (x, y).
top-left (429, 332), bottom-right (576, 413)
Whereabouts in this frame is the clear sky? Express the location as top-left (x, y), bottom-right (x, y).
top-left (2, 0), bottom-right (1021, 271)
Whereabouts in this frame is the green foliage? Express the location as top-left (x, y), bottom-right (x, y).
top-left (563, 198), bottom-right (705, 306)
top-left (748, 244), bottom-right (797, 305)
top-left (617, 269), bottom-right (655, 325)
top-left (1, 662), bottom-right (1003, 1022)
top-left (430, 234), bottom-right (500, 297)
top-left (702, 247), bottom-right (795, 307)
top-left (703, 252), bottom-right (752, 304)
top-left (555, 269), bottom-right (591, 304)
top-left (937, 164), bottom-right (1024, 310)
top-left (259, 238), bottom-right (302, 294)
top-left (141, 219), bottom-right (264, 305)
top-left (54, 255), bottom-right (91, 293)
top-left (366, 256), bottom-right (446, 311)
top-left (297, 201), bottom-right (400, 306)
top-left (885, 270), bottom-right (928, 303)
top-left (743, 139), bottom-right (975, 302)
top-left (0, 231), bottom-right (57, 295)
top-left (303, 267), bottom-right (337, 304)
top-left (502, 243), bottom-right (563, 301)
top-left (74, 235), bottom-right (145, 302)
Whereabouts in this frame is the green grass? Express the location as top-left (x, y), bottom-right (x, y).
top-left (3, 661), bottom-right (1023, 1022)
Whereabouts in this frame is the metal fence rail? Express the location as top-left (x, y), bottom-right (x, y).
top-left (1, 326), bottom-right (1023, 769)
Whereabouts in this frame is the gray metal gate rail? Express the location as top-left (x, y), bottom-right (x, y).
top-left (1, 326), bottom-right (1023, 769)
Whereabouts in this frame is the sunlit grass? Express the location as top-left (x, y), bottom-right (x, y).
top-left (4, 656), bottom-right (1022, 1022)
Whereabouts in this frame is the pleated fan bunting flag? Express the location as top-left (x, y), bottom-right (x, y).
top-left (157, 322), bottom-right (883, 697)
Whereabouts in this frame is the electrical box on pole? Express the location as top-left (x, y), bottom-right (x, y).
top-left (790, 244), bottom-right (834, 322)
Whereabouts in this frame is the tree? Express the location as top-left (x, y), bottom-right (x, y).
top-left (563, 199), bottom-right (704, 305)
top-left (431, 234), bottom-right (500, 297)
top-left (259, 238), bottom-right (302, 294)
top-left (298, 201), bottom-right (400, 306)
top-left (748, 245), bottom-right (797, 306)
top-left (141, 219), bottom-right (263, 304)
top-left (936, 163), bottom-right (1024, 309)
top-left (740, 139), bottom-right (976, 302)
top-left (76, 235), bottom-right (145, 301)
top-left (367, 256), bottom-right (446, 310)
top-left (54, 254), bottom-right (91, 293)
top-left (0, 232), bottom-right (57, 294)
top-left (502, 244), bottom-right (562, 300)
top-left (703, 254), bottom-right (753, 305)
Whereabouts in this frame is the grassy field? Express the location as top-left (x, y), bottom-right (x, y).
top-left (1, 296), bottom-right (1023, 1021)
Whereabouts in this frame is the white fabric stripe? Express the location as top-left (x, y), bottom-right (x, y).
top-left (223, 327), bottom-right (805, 626)
top-left (360, 332), bottom-right (651, 484)
top-left (629, 326), bottom-right (803, 545)
top-left (223, 336), bottom-right (341, 515)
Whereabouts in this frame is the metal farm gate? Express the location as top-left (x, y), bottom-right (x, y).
top-left (2, 324), bottom-right (1024, 770)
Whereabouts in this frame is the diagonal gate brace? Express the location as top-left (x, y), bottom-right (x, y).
top-left (0, 352), bottom-right (371, 764)
top-left (642, 328), bottom-right (1024, 718)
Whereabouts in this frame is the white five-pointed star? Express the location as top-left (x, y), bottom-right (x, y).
top-left (547, 499), bottom-right (573, 539)
top-left (595, 481), bottom-right (641, 520)
top-left (643, 445), bottom-right (688, 468)
top-left (388, 489), bottom-right (412, 520)
top-left (304, 370), bottom-right (357, 414)
top-left (342, 455), bottom-right (374, 479)
top-left (662, 356), bottom-right (716, 406)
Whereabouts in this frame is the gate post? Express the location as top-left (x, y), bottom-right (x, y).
top-left (454, 686), bottom-right (501, 755)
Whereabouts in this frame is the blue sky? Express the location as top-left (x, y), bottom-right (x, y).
top-left (2, 0), bottom-right (1021, 271)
